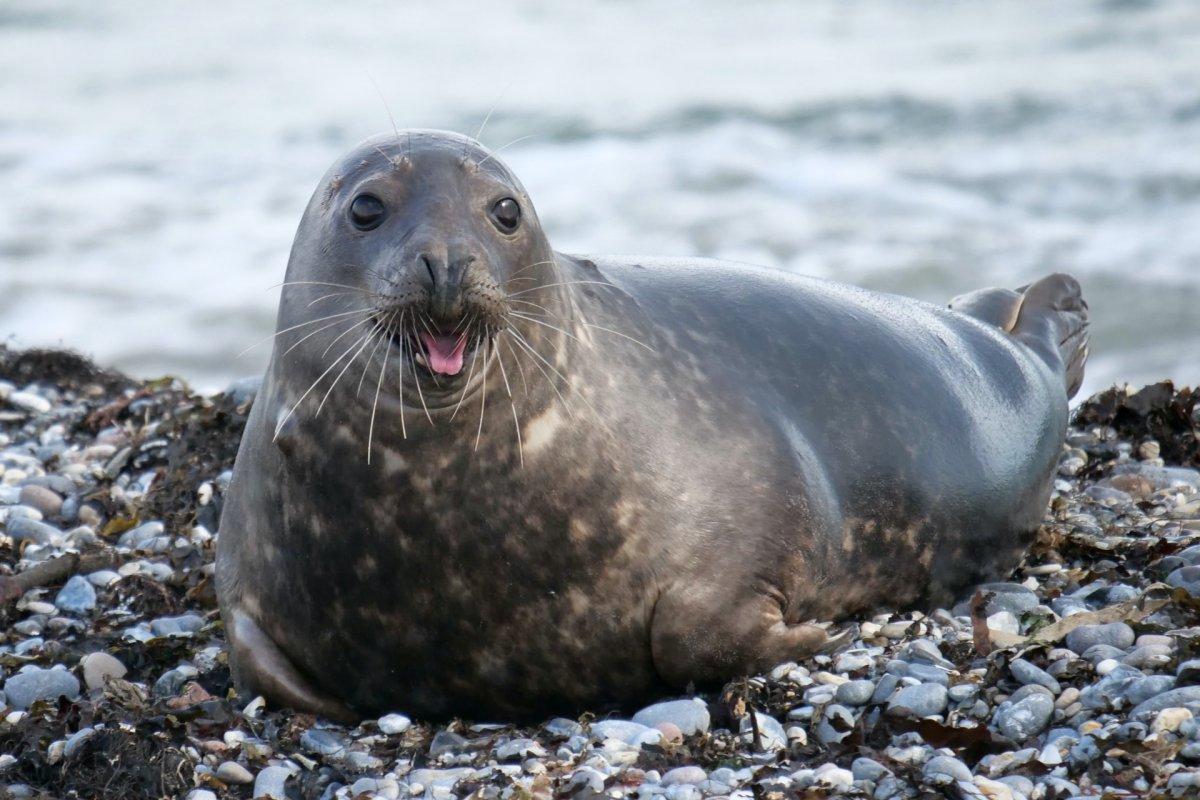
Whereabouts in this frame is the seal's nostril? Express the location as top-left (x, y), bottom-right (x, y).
top-left (420, 254), bottom-right (435, 286)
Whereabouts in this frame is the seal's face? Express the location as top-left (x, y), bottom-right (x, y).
top-left (276, 131), bottom-right (556, 413)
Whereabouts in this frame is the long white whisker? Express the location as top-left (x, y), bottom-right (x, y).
top-left (508, 311), bottom-right (584, 344)
top-left (503, 330), bottom-right (574, 419)
top-left (367, 313), bottom-right (395, 464)
top-left (280, 315), bottom-right (370, 359)
top-left (237, 308), bottom-right (373, 357)
top-left (506, 280), bottom-right (614, 298)
top-left (273, 328), bottom-right (372, 440)
top-left (474, 340), bottom-right (490, 452)
top-left (315, 319), bottom-right (386, 417)
top-left (495, 345), bottom-right (523, 468)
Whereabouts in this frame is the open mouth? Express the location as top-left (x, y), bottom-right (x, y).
top-left (415, 329), bottom-right (469, 376)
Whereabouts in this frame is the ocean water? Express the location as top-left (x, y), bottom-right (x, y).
top-left (1, 0), bottom-right (1198, 398)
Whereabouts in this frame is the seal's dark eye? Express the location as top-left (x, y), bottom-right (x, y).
top-left (349, 194), bottom-right (386, 231)
top-left (490, 197), bottom-right (521, 233)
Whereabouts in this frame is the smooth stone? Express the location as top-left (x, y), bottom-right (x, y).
top-left (8, 391), bottom-right (51, 414)
top-left (1127, 675), bottom-right (1177, 706)
top-left (835, 679), bottom-right (875, 706)
top-left (216, 761), bottom-right (254, 784)
top-left (1064, 622), bottom-right (1134, 654)
top-left (300, 728), bottom-right (348, 757)
top-left (1151, 707), bottom-right (1193, 735)
top-left (851, 757), bottom-right (891, 782)
top-left (923, 755), bottom-right (973, 785)
top-left (18, 485), bottom-right (62, 517)
top-left (591, 719), bottom-right (652, 744)
top-left (80, 652), bottom-right (127, 691)
top-left (62, 727), bottom-right (96, 759)
top-left (978, 583), bottom-right (1039, 616)
top-left (887, 683), bottom-right (948, 718)
top-left (6, 516), bottom-right (61, 545)
top-left (740, 713), bottom-right (787, 751)
top-left (871, 673), bottom-right (901, 704)
top-left (1168, 566), bottom-right (1200, 596)
top-left (661, 766), bottom-right (707, 786)
top-left (54, 575), bottom-right (96, 614)
top-left (994, 685), bottom-right (1054, 740)
top-left (632, 698), bottom-right (711, 736)
top-left (86, 570), bottom-right (120, 587)
top-left (1131, 687), bottom-right (1200, 720)
top-left (185, 792), bottom-right (218, 800)
top-left (1010, 659), bottom-right (1060, 694)
top-left (428, 729), bottom-right (468, 757)
top-left (543, 717), bottom-right (584, 739)
top-left (149, 613), bottom-right (205, 637)
top-left (253, 766), bottom-right (293, 799)
top-left (378, 712), bottom-right (411, 735)
top-left (2, 667), bottom-right (81, 710)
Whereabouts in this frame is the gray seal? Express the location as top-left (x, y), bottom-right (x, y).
top-left (216, 129), bottom-right (1089, 720)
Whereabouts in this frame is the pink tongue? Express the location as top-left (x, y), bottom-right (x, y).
top-left (418, 331), bottom-right (468, 375)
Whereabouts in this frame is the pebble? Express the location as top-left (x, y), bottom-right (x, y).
top-left (18, 484), bottom-right (62, 517)
top-left (215, 761), bottom-right (254, 784)
top-left (80, 651), bottom-right (127, 690)
top-left (923, 755), bottom-right (973, 785)
top-left (300, 728), bottom-right (348, 757)
top-left (54, 575), bottom-right (97, 614)
top-left (993, 685), bottom-right (1055, 740)
top-left (253, 765), bottom-right (292, 799)
top-left (378, 712), bottom-right (412, 734)
top-left (886, 683), bottom-right (948, 718)
top-left (631, 698), bottom-right (711, 735)
top-left (8, 391), bottom-right (52, 414)
top-left (1064, 622), bottom-right (1135, 654)
top-left (2, 666), bottom-right (81, 710)
top-left (835, 679), bottom-right (875, 706)
top-left (149, 613), bottom-right (205, 636)
top-left (6, 515), bottom-right (62, 545)
top-left (661, 766), bottom-right (707, 786)
top-left (1131, 687), bottom-right (1200, 720)
top-left (1010, 658), bottom-right (1061, 694)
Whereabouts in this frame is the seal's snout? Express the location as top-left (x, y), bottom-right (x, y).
top-left (413, 246), bottom-right (476, 323)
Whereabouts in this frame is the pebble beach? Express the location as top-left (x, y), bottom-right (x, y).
top-left (2, 345), bottom-right (1200, 800)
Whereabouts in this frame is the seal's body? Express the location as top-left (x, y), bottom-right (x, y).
top-left (217, 131), bottom-right (1088, 720)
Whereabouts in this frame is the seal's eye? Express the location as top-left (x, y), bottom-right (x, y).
top-left (490, 197), bottom-right (521, 233)
top-left (349, 194), bottom-right (386, 231)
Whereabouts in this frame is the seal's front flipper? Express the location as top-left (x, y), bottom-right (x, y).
top-left (649, 587), bottom-right (828, 688)
top-left (1009, 273), bottom-right (1090, 399)
top-left (226, 608), bottom-right (356, 723)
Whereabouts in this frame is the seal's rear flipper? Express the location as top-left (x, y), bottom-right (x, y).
top-left (1009, 273), bottom-right (1089, 399)
top-left (951, 273), bottom-right (1089, 399)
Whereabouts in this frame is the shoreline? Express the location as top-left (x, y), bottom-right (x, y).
top-left (1, 345), bottom-right (1199, 799)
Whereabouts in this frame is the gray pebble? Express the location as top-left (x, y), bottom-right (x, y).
top-left (994, 685), bottom-right (1055, 740)
top-left (6, 516), bottom-right (62, 545)
top-left (872, 673), bottom-right (901, 704)
top-left (631, 698), bottom-right (710, 735)
top-left (54, 575), bottom-right (96, 614)
top-left (886, 683), bottom-right (948, 718)
top-left (1130, 687), bottom-right (1200, 721)
top-left (149, 614), bottom-right (205, 637)
top-left (740, 712), bottom-right (787, 751)
top-left (835, 679), bottom-right (876, 706)
top-left (80, 652), bottom-right (127, 691)
top-left (215, 761), bottom-right (253, 784)
top-left (8, 391), bottom-right (51, 414)
top-left (1065, 622), bottom-right (1135, 654)
top-left (923, 755), bottom-right (973, 785)
top-left (1011, 658), bottom-right (1061, 694)
top-left (62, 727), bottom-right (96, 759)
top-left (377, 712), bottom-right (411, 735)
top-left (851, 757), bottom-right (891, 782)
top-left (428, 729), bottom-right (468, 757)
top-left (1168, 566), bottom-right (1200, 597)
top-left (18, 485), bottom-right (62, 517)
top-left (543, 717), bottom-right (583, 739)
top-left (661, 766), bottom-right (707, 786)
top-left (253, 766), bottom-right (292, 799)
top-left (301, 728), bottom-right (348, 757)
top-left (2, 666), bottom-right (81, 709)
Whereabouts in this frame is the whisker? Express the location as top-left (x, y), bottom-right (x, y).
top-left (237, 308), bottom-right (374, 357)
top-left (506, 280), bottom-right (615, 298)
top-left (506, 327), bottom-right (601, 419)
top-left (474, 339), bottom-right (490, 452)
top-left (271, 280), bottom-right (382, 295)
top-left (406, 326), bottom-right (434, 425)
top-left (396, 309), bottom-right (408, 439)
top-left (357, 316), bottom-right (391, 396)
top-left (273, 327), bottom-right (373, 440)
top-left (280, 315), bottom-right (370, 359)
top-left (503, 330), bottom-right (574, 419)
top-left (504, 259), bottom-right (557, 284)
top-left (449, 328), bottom-right (483, 421)
top-left (578, 321), bottom-right (657, 352)
top-left (508, 311), bottom-right (584, 344)
top-left (476, 134), bottom-right (538, 168)
top-left (322, 314), bottom-right (374, 357)
top-left (315, 318), bottom-right (387, 417)
top-left (501, 337), bottom-right (530, 396)
top-left (495, 344), bottom-right (523, 468)
top-left (367, 313), bottom-right (395, 464)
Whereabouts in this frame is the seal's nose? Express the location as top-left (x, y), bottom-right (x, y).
top-left (415, 247), bottom-right (475, 323)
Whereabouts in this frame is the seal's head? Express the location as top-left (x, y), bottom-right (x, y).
top-left (273, 130), bottom-right (558, 414)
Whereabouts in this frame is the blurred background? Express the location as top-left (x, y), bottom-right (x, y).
top-left (1, 0), bottom-right (1197, 398)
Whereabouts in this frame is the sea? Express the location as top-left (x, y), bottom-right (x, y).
top-left (2, 0), bottom-right (1198, 398)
